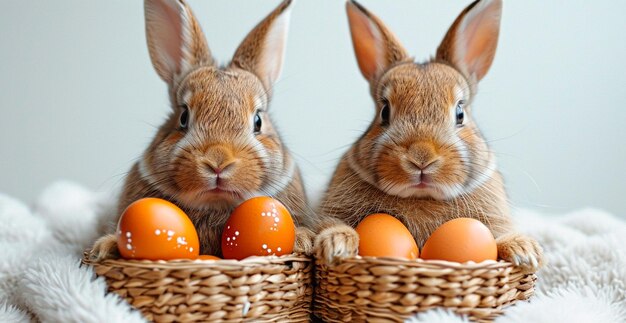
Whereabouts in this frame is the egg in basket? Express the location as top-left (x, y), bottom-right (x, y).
top-left (314, 214), bottom-right (537, 323)
top-left (83, 197), bottom-right (313, 322)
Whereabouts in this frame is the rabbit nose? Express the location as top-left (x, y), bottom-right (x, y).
top-left (407, 142), bottom-right (439, 171)
top-left (206, 161), bottom-right (236, 176)
top-left (410, 159), bottom-right (438, 171)
top-left (203, 144), bottom-right (236, 176)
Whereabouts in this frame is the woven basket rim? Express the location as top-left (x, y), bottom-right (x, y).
top-left (82, 252), bottom-right (311, 270)
top-left (319, 256), bottom-right (523, 271)
top-left (314, 256), bottom-right (537, 322)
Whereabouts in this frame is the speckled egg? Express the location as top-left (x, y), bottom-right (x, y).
top-left (221, 196), bottom-right (295, 260)
top-left (117, 197), bottom-right (199, 260)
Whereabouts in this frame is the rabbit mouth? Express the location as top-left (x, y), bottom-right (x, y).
top-left (412, 182), bottom-right (429, 189)
top-left (391, 175), bottom-right (454, 200)
top-left (409, 180), bottom-right (437, 193)
top-left (410, 173), bottom-right (434, 189)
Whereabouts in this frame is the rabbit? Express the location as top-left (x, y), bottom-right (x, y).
top-left (90, 0), bottom-right (315, 261)
top-left (314, 0), bottom-right (543, 272)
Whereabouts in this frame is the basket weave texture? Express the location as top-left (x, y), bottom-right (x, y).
top-left (82, 253), bottom-right (313, 322)
top-left (314, 257), bottom-right (536, 323)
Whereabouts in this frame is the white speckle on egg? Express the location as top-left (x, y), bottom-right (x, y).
top-left (261, 212), bottom-right (266, 216)
top-left (232, 237), bottom-right (236, 241)
top-left (235, 231), bottom-right (239, 236)
top-left (189, 247), bottom-right (194, 252)
top-left (267, 249), bottom-right (272, 253)
top-left (274, 217), bottom-right (279, 223)
top-left (277, 247), bottom-right (282, 252)
top-left (126, 243), bottom-right (132, 250)
top-left (126, 232), bottom-right (131, 238)
top-left (227, 237), bottom-right (230, 242)
top-left (167, 230), bottom-right (174, 237)
top-left (177, 237), bottom-right (188, 245)
top-left (262, 244), bottom-right (267, 249)
top-left (227, 225), bottom-right (231, 229)
top-left (155, 229), bottom-right (161, 235)
top-left (128, 238), bottom-right (132, 243)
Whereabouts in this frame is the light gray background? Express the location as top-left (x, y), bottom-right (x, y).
top-left (1, 1), bottom-right (624, 217)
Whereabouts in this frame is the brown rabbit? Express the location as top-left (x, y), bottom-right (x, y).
top-left (90, 0), bottom-right (315, 260)
top-left (314, 0), bottom-right (543, 271)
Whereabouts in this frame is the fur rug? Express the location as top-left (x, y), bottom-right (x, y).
top-left (0, 181), bottom-right (624, 322)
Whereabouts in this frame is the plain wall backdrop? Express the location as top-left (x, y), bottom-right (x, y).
top-left (1, 0), bottom-right (625, 217)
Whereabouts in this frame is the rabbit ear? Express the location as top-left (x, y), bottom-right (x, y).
top-left (231, 0), bottom-right (294, 96)
top-left (346, 0), bottom-right (409, 82)
top-left (436, 0), bottom-right (502, 82)
top-left (145, 0), bottom-right (213, 84)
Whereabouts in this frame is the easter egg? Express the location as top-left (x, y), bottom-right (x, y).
top-left (421, 218), bottom-right (497, 263)
top-left (197, 255), bottom-right (221, 261)
top-left (221, 196), bottom-right (295, 260)
top-left (117, 197), bottom-right (199, 260)
top-left (356, 213), bottom-right (419, 259)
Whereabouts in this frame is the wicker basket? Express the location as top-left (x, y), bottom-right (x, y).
top-left (82, 253), bottom-right (313, 322)
top-left (314, 257), bottom-right (536, 323)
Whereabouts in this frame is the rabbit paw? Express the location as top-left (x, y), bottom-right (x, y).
top-left (293, 227), bottom-right (315, 255)
top-left (314, 224), bottom-right (359, 264)
top-left (89, 234), bottom-right (120, 261)
top-left (496, 233), bottom-right (544, 272)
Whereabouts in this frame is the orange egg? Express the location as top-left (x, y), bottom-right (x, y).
top-left (197, 255), bottom-right (221, 261)
top-left (356, 213), bottom-right (419, 259)
top-left (421, 218), bottom-right (497, 263)
top-left (221, 196), bottom-right (295, 260)
top-left (117, 198), bottom-right (199, 260)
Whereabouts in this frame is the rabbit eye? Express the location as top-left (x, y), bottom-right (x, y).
top-left (380, 100), bottom-right (390, 126)
top-left (456, 100), bottom-right (465, 126)
top-left (254, 112), bottom-right (262, 133)
top-left (179, 105), bottom-right (189, 129)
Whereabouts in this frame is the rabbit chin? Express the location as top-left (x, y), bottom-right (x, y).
top-left (379, 181), bottom-right (462, 201)
top-left (174, 188), bottom-right (251, 210)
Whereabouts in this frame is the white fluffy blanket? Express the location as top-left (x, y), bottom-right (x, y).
top-left (0, 182), bottom-right (624, 323)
